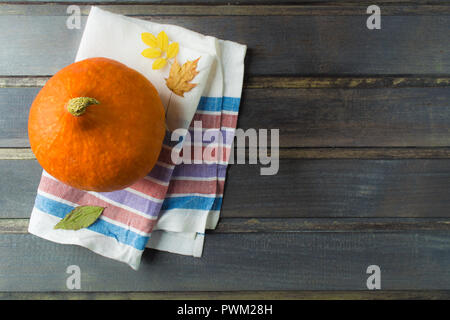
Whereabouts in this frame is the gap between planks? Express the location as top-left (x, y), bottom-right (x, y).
top-left (2, 218), bottom-right (450, 234)
top-left (1, 76), bottom-right (450, 89)
top-left (3, 147), bottom-right (450, 160)
top-left (1, 290), bottom-right (450, 300)
top-left (1, 4), bottom-right (450, 16)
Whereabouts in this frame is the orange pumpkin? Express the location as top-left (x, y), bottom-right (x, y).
top-left (28, 57), bottom-right (166, 192)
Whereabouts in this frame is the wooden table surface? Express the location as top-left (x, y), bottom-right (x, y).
top-left (1, 0), bottom-right (450, 300)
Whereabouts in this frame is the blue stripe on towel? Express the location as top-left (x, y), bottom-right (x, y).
top-left (222, 97), bottom-right (241, 112)
top-left (196, 96), bottom-right (241, 113)
top-left (161, 195), bottom-right (223, 211)
top-left (197, 97), bottom-right (223, 112)
top-left (34, 194), bottom-right (149, 250)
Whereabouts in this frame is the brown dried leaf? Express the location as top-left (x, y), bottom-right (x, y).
top-left (165, 57), bottom-right (200, 97)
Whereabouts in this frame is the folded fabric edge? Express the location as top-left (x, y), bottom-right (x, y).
top-left (28, 207), bottom-right (142, 270)
top-left (148, 43), bottom-right (247, 254)
top-left (144, 205), bottom-right (218, 256)
top-left (203, 41), bottom-right (247, 229)
top-left (146, 230), bottom-right (204, 257)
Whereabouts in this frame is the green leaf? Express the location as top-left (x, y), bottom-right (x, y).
top-left (53, 206), bottom-right (105, 231)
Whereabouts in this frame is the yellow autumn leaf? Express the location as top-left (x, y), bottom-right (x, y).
top-left (167, 42), bottom-right (179, 59)
top-left (156, 31), bottom-right (169, 52)
top-left (165, 57), bottom-right (200, 97)
top-left (152, 58), bottom-right (167, 70)
top-left (142, 48), bottom-right (162, 59)
top-left (141, 33), bottom-right (157, 48)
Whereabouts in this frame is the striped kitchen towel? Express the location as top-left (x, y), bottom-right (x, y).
top-left (147, 42), bottom-right (245, 256)
top-left (28, 7), bottom-right (246, 270)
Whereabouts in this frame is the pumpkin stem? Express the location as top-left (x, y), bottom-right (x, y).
top-left (67, 97), bottom-right (100, 116)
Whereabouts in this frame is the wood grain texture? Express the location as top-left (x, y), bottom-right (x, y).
top-left (3, 217), bottom-right (450, 234)
top-left (213, 218), bottom-right (450, 233)
top-left (3, 86), bottom-right (450, 148)
top-left (275, 147), bottom-right (450, 159)
top-left (0, 76), bottom-right (49, 88)
top-left (238, 87), bottom-right (450, 148)
top-left (245, 76), bottom-right (450, 89)
top-left (5, 147), bottom-right (450, 160)
top-left (1, 2), bottom-right (450, 295)
top-left (0, 232), bottom-right (450, 291)
top-left (3, 76), bottom-right (450, 89)
top-left (1, 0), bottom-right (448, 4)
top-left (1, 290), bottom-right (450, 300)
top-left (0, 88), bottom-right (33, 147)
top-left (1, 6), bottom-right (450, 76)
top-left (3, 4), bottom-right (450, 16)
top-left (2, 159), bottom-right (450, 219)
top-left (0, 160), bottom-right (42, 218)
top-left (0, 148), bottom-right (35, 159)
top-left (0, 219), bottom-right (28, 233)
top-left (223, 159), bottom-right (450, 217)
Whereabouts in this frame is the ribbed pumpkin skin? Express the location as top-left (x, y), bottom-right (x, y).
top-left (28, 57), bottom-right (166, 192)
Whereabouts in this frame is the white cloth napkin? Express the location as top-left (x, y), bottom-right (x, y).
top-left (28, 6), bottom-right (246, 269)
top-left (77, 7), bottom-right (218, 132)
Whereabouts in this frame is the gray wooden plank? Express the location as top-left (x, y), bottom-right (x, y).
top-left (224, 159), bottom-right (450, 217)
top-left (2, 290), bottom-right (450, 300)
top-left (0, 160), bottom-right (42, 217)
top-left (0, 232), bottom-right (449, 291)
top-left (3, 86), bottom-right (450, 148)
top-left (1, 9), bottom-right (450, 76)
top-left (2, 159), bottom-right (450, 219)
top-left (4, 4), bottom-right (450, 16)
top-left (0, 15), bottom-right (83, 76)
top-left (3, 4), bottom-right (450, 16)
top-left (1, 0), bottom-right (446, 3)
top-left (239, 87), bottom-right (450, 148)
top-left (0, 88), bottom-right (37, 147)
